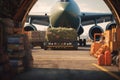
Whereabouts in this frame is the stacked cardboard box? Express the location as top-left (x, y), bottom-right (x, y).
top-left (7, 34), bottom-right (26, 74)
top-left (0, 54), bottom-right (13, 80)
top-left (0, 22), bottom-right (13, 80)
top-left (26, 31), bottom-right (46, 42)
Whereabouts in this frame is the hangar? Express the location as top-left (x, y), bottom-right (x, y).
top-left (0, 0), bottom-right (120, 80)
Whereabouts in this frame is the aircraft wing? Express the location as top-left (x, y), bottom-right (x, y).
top-left (80, 12), bottom-right (113, 26)
top-left (27, 12), bottom-right (113, 27)
top-left (26, 15), bottom-right (49, 26)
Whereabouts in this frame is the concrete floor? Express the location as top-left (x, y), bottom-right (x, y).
top-left (14, 47), bottom-right (120, 80)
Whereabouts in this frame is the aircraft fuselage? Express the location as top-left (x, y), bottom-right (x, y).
top-left (50, 0), bottom-right (81, 29)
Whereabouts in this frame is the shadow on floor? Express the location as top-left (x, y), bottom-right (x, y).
top-left (14, 68), bottom-right (119, 80)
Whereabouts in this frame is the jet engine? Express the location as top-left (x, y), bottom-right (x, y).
top-left (24, 24), bottom-right (37, 31)
top-left (106, 22), bottom-right (116, 30)
top-left (89, 25), bottom-right (103, 41)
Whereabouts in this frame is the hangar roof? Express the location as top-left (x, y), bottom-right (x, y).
top-left (0, 0), bottom-right (120, 27)
top-left (104, 0), bottom-right (120, 25)
top-left (0, 0), bottom-right (37, 26)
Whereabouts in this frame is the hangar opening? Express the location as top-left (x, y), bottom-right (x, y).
top-left (0, 0), bottom-right (120, 80)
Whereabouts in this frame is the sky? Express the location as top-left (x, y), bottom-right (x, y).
top-left (28, 0), bottom-right (112, 38)
top-left (30, 0), bottom-right (111, 14)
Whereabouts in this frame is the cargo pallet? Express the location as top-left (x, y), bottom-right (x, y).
top-left (43, 41), bottom-right (78, 50)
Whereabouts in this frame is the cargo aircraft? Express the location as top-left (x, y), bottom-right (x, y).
top-left (24, 0), bottom-right (115, 40)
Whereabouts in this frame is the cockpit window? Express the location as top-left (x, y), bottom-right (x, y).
top-left (60, 0), bottom-right (69, 2)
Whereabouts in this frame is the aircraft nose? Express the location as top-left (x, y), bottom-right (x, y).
top-left (58, 3), bottom-right (69, 12)
top-left (59, 6), bottom-right (65, 11)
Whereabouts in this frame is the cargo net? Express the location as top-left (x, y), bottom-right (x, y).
top-left (47, 27), bottom-right (77, 42)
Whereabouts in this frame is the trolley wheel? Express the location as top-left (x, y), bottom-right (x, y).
top-left (83, 39), bottom-right (86, 46)
top-left (44, 46), bottom-right (48, 50)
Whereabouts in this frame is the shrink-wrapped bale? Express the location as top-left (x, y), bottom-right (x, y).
top-left (104, 50), bottom-right (112, 66)
top-left (90, 42), bottom-right (102, 56)
top-left (94, 44), bottom-right (109, 58)
top-left (98, 54), bottom-right (105, 66)
top-left (47, 27), bottom-right (77, 42)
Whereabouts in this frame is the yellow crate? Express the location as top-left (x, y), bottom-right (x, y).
top-left (110, 41), bottom-right (117, 51)
top-left (111, 28), bottom-right (117, 42)
top-left (104, 30), bottom-right (112, 42)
